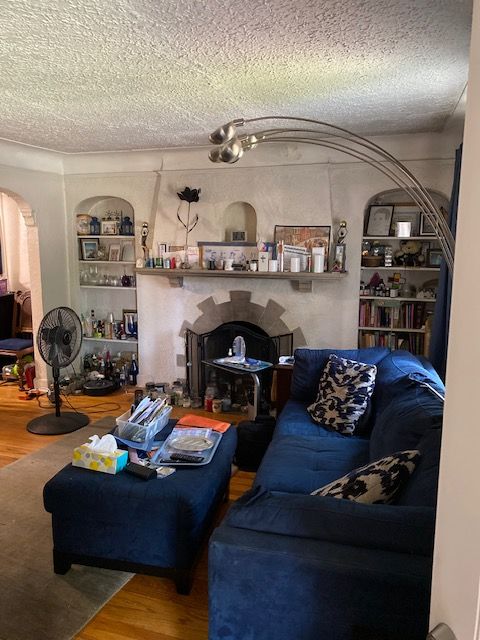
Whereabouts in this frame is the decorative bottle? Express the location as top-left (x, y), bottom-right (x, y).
top-left (128, 354), bottom-right (139, 386)
top-left (104, 351), bottom-right (113, 380)
top-left (90, 217), bottom-right (101, 235)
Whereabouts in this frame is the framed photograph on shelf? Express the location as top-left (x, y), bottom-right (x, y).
top-left (122, 309), bottom-right (138, 337)
top-left (100, 220), bottom-right (118, 235)
top-left (427, 248), bottom-right (443, 268)
top-left (420, 213), bottom-right (436, 236)
top-left (108, 244), bottom-right (121, 262)
top-left (365, 205), bottom-right (393, 236)
top-left (80, 239), bottom-right (99, 260)
top-left (274, 225), bottom-right (330, 268)
top-left (390, 206), bottom-right (420, 236)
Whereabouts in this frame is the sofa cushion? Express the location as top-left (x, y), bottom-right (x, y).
top-left (290, 347), bottom-right (389, 403)
top-left (307, 354), bottom-right (377, 435)
top-left (370, 373), bottom-right (443, 461)
top-left (254, 434), bottom-right (370, 495)
top-left (373, 350), bottom-right (444, 418)
top-left (225, 487), bottom-right (435, 556)
top-left (311, 450), bottom-right (420, 504)
top-left (396, 428), bottom-right (442, 507)
top-left (276, 400), bottom-right (354, 439)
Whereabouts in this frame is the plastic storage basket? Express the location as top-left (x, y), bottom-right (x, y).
top-left (113, 405), bottom-right (172, 451)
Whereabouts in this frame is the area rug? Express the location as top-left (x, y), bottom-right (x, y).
top-left (0, 419), bottom-right (132, 640)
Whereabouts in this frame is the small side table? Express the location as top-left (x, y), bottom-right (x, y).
top-left (202, 358), bottom-right (273, 419)
top-left (272, 363), bottom-right (294, 416)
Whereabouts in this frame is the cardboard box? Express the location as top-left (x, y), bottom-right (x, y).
top-left (72, 445), bottom-right (128, 474)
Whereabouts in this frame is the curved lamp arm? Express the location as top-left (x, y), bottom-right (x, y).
top-left (208, 116), bottom-right (455, 274)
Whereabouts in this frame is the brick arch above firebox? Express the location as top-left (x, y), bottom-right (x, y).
top-left (176, 290), bottom-right (306, 368)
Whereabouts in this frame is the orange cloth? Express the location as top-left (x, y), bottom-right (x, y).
top-left (176, 414), bottom-right (231, 433)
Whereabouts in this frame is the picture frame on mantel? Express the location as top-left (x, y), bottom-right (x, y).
top-left (274, 225), bottom-right (331, 269)
top-left (365, 205), bottom-right (393, 236)
top-left (197, 242), bottom-right (257, 268)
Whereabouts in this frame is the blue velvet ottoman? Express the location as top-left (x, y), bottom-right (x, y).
top-left (43, 420), bottom-right (237, 594)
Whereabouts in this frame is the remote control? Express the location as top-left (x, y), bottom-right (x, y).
top-left (124, 461), bottom-right (157, 480)
top-left (169, 453), bottom-right (205, 463)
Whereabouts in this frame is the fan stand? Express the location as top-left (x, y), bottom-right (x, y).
top-left (27, 367), bottom-right (90, 435)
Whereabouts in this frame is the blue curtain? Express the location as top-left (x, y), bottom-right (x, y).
top-left (429, 144), bottom-right (461, 379)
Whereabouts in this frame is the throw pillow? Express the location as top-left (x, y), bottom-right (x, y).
top-left (311, 450), bottom-right (421, 504)
top-left (307, 354), bottom-right (377, 435)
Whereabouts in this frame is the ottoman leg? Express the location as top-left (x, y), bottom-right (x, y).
top-left (53, 550), bottom-right (72, 575)
top-left (174, 568), bottom-right (193, 595)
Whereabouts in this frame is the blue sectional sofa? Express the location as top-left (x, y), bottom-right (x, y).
top-left (209, 348), bottom-right (444, 640)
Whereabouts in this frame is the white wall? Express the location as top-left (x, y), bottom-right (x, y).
top-left (0, 160), bottom-right (70, 386)
top-left (0, 193), bottom-right (30, 291)
top-left (61, 135), bottom-right (456, 384)
top-left (429, 2), bottom-right (480, 638)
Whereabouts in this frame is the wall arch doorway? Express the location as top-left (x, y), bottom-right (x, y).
top-left (0, 188), bottom-right (45, 386)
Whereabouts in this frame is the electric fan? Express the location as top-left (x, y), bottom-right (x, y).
top-left (27, 307), bottom-right (90, 435)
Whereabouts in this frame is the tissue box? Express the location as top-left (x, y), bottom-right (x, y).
top-left (72, 445), bottom-right (128, 475)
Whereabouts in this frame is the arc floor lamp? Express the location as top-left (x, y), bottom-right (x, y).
top-left (208, 116), bottom-right (455, 274)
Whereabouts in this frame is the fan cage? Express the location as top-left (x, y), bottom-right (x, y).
top-left (36, 307), bottom-right (82, 369)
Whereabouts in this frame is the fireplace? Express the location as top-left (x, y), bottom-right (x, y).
top-left (186, 321), bottom-right (293, 413)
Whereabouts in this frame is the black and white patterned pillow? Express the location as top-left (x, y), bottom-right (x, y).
top-left (311, 450), bottom-right (420, 504)
top-left (307, 354), bottom-right (377, 435)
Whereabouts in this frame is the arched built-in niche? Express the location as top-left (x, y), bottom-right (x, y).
top-left (360, 187), bottom-right (449, 357)
top-left (365, 188), bottom-right (449, 218)
top-left (74, 195), bottom-right (134, 222)
top-left (223, 202), bottom-right (257, 243)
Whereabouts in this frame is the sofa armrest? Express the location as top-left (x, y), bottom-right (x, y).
top-left (209, 525), bottom-right (432, 640)
top-left (225, 487), bottom-right (435, 556)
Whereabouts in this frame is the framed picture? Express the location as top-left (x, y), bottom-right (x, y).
top-left (390, 206), bottom-right (420, 236)
top-left (197, 242), bottom-right (257, 268)
top-left (427, 248), bottom-right (443, 268)
top-left (80, 239), bottom-right (99, 260)
top-left (122, 309), bottom-right (138, 337)
top-left (108, 244), bottom-right (121, 261)
top-left (231, 231), bottom-right (246, 242)
top-left (332, 244), bottom-right (346, 272)
top-left (274, 225), bottom-right (330, 269)
top-left (101, 220), bottom-right (118, 235)
top-left (420, 213), bottom-right (436, 236)
top-left (365, 206), bottom-right (393, 236)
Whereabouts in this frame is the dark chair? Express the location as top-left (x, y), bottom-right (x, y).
top-left (0, 290), bottom-right (34, 388)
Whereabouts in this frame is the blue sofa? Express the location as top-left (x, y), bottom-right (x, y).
top-left (209, 348), bottom-right (444, 640)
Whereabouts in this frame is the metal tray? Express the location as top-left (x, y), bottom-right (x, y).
top-left (150, 428), bottom-right (223, 466)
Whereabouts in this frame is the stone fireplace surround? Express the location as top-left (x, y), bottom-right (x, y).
top-left (136, 273), bottom-right (352, 387)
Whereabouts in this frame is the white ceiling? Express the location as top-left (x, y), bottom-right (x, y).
top-left (0, 0), bottom-right (472, 153)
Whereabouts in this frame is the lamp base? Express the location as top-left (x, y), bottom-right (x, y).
top-left (27, 412), bottom-right (90, 435)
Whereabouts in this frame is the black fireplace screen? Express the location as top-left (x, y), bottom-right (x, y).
top-left (185, 322), bottom-right (293, 406)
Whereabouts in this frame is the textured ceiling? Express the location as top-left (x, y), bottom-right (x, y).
top-left (0, 0), bottom-right (472, 153)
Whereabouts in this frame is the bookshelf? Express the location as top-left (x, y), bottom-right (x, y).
top-left (359, 203), bottom-right (442, 355)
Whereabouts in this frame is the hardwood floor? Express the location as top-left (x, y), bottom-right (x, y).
top-left (0, 382), bottom-right (254, 640)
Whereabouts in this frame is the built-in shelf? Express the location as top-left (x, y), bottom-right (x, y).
top-left (358, 326), bottom-right (426, 334)
top-left (359, 295), bottom-right (436, 302)
top-left (80, 285), bottom-right (137, 290)
top-left (83, 337), bottom-right (138, 344)
top-left (361, 266), bottom-right (440, 272)
top-left (136, 267), bottom-right (348, 293)
top-left (363, 236), bottom-right (437, 241)
top-left (77, 235), bottom-right (135, 239)
top-left (79, 260), bottom-right (136, 265)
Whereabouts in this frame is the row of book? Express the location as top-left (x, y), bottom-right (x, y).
top-left (359, 301), bottom-right (428, 330)
top-left (358, 330), bottom-right (425, 355)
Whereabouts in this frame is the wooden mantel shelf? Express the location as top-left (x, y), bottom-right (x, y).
top-left (136, 268), bottom-right (348, 292)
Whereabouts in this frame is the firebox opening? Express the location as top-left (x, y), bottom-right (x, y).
top-left (185, 321), bottom-right (293, 415)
